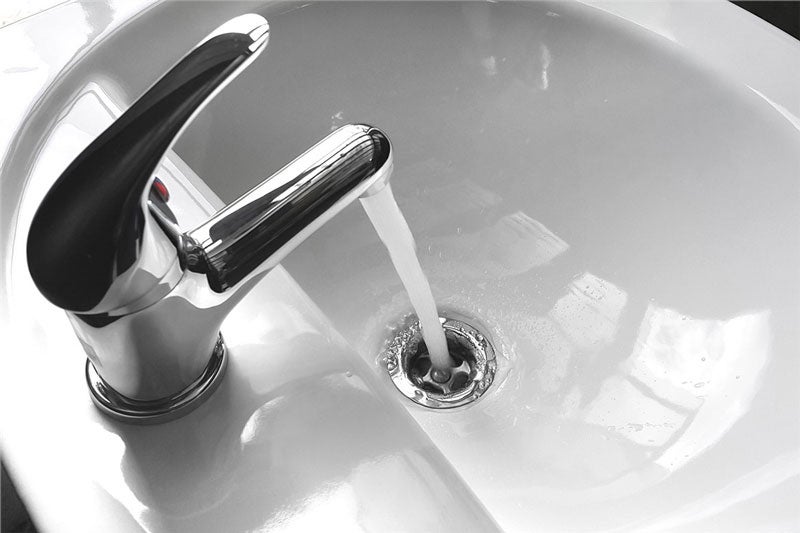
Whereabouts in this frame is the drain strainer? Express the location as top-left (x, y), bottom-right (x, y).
top-left (385, 316), bottom-right (496, 409)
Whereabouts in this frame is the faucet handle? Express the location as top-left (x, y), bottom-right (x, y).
top-left (27, 14), bottom-right (269, 314)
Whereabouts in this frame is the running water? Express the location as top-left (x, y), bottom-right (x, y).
top-left (360, 185), bottom-right (454, 370)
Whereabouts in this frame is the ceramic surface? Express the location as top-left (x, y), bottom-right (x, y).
top-left (1, 1), bottom-right (799, 532)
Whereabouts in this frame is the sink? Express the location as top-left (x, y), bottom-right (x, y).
top-left (1, 1), bottom-right (799, 532)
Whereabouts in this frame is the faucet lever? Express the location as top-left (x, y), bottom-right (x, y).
top-left (27, 14), bottom-right (270, 315)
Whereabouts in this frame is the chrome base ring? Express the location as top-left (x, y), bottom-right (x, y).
top-left (86, 334), bottom-right (228, 424)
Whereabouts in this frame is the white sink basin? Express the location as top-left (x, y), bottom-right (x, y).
top-left (1, 1), bottom-right (798, 532)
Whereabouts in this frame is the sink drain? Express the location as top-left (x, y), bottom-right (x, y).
top-left (385, 316), bottom-right (496, 409)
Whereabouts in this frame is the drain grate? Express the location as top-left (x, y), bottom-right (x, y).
top-left (385, 316), bottom-right (496, 409)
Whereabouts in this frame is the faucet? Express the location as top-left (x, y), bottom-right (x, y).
top-left (26, 14), bottom-right (392, 423)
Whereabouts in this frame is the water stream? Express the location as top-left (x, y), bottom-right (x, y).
top-left (360, 184), bottom-right (454, 370)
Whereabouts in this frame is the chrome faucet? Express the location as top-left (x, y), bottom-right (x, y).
top-left (26, 14), bottom-right (392, 423)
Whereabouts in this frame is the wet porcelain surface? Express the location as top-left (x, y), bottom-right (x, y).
top-left (1, 1), bottom-right (799, 532)
top-left (256, 2), bottom-right (799, 531)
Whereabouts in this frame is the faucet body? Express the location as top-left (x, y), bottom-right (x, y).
top-left (26, 15), bottom-right (392, 422)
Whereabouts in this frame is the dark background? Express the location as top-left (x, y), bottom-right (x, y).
top-left (1, 2), bottom-right (798, 533)
top-left (734, 1), bottom-right (800, 38)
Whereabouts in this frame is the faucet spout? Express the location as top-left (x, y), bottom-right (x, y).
top-left (24, 13), bottom-right (393, 423)
top-left (186, 124), bottom-right (392, 293)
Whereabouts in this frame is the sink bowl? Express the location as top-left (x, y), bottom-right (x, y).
top-left (1, 1), bottom-right (798, 532)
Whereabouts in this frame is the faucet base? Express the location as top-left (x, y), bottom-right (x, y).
top-left (85, 334), bottom-right (228, 424)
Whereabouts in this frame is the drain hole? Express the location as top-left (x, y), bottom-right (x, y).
top-left (409, 333), bottom-right (477, 395)
top-left (385, 316), bottom-right (497, 409)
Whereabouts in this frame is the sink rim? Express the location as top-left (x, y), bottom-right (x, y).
top-left (1, 1), bottom-right (799, 532)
